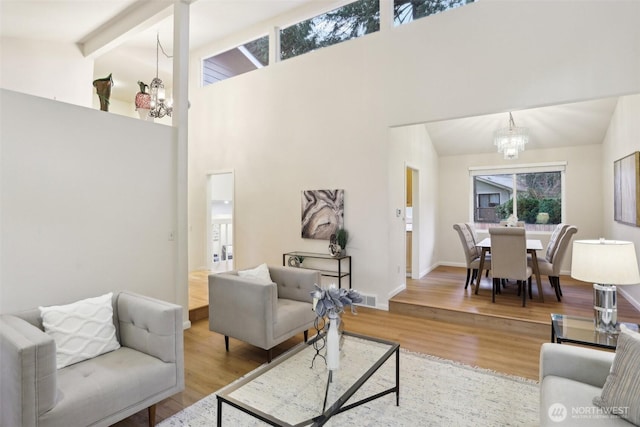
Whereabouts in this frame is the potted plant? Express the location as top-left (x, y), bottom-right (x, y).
top-left (336, 228), bottom-right (348, 253)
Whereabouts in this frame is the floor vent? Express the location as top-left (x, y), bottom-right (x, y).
top-left (357, 293), bottom-right (377, 308)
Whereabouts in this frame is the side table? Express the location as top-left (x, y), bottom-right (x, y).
top-left (550, 313), bottom-right (640, 350)
top-left (283, 251), bottom-right (352, 289)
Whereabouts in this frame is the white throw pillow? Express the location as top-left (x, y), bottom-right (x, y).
top-left (238, 263), bottom-right (273, 283)
top-left (39, 292), bottom-right (121, 369)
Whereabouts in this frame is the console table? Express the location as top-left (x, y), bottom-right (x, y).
top-left (283, 251), bottom-right (352, 289)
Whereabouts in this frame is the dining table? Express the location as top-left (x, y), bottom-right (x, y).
top-left (475, 237), bottom-right (545, 302)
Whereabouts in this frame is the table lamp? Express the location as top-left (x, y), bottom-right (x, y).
top-left (571, 239), bottom-right (640, 333)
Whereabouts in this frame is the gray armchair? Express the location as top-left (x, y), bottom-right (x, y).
top-left (209, 265), bottom-right (320, 362)
top-left (540, 343), bottom-right (632, 426)
top-left (0, 291), bottom-right (184, 427)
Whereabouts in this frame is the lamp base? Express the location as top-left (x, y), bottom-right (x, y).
top-left (593, 283), bottom-right (618, 333)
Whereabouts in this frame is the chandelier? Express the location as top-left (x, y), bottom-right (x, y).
top-left (494, 112), bottom-right (528, 159)
top-left (149, 34), bottom-right (172, 119)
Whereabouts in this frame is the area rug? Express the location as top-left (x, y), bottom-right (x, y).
top-left (160, 347), bottom-right (539, 426)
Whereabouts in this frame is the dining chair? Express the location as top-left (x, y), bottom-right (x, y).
top-left (499, 220), bottom-right (526, 227)
top-left (488, 227), bottom-right (532, 306)
top-left (532, 225), bottom-right (578, 302)
top-left (453, 223), bottom-right (491, 289)
top-left (465, 222), bottom-right (491, 281)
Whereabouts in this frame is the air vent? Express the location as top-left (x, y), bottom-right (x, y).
top-left (356, 293), bottom-right (376, 308)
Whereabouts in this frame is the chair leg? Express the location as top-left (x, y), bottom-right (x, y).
top-left (465, 268), bottom-right (471, 289)
top-left (304, 330), bottom-right (308, 342)
top-left (528, 277), bottom-right (533, 299)
top-left (552, 276), bottom-right (562, 302)
top-left (491, 278), bottom-right (497, 303)
top-left (516, 280), bottom-right (521, 297)
top-left (224, 335), bottom-right (229, 352)
top-left (148, 404), bottom-right (156, 427)
top-left (267, 348), bottom-right (273, 363)
top-left (520, 280), bottom-right (526, 307)
top-left (486, 269), bottom-right (489, 278)
top-left (557, 277), bottom-right (563, 296)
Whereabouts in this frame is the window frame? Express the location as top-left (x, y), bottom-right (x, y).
top-left (469, 162), bottom-right (567, 232)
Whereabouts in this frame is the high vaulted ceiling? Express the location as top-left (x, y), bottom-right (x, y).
top-left (0, 1), bottom-right (625, 155)
top-left (0, 0), bottom-right (315, 101)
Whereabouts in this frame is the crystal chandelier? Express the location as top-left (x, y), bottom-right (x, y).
top-left (494, 112), bottom-right (528, 159)
top-left (149, 34), bottom-right (172, 119)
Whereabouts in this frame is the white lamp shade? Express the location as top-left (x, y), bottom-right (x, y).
top-left (571, 239), bottom-right (640, 285)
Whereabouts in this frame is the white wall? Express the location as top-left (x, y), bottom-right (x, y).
top-left (0, 37), bottom-right (94, 108)
top-left (187, 1), bottom-right (640, 308)
top-left (0, 90), bottom-right (179, 313)
top-left (389, 124), bottom-right (439, 296)
top-left (603, 94), bottom-right (640, 308)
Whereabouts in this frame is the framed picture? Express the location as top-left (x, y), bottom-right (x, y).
top-left (614, 151), bottom-right (640, 226)
top-left (301, 189), bottom-right (344, 239)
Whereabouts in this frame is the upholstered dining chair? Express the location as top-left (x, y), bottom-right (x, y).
top-left (532, 225), bottom-right (578, 302)
top-left (499, 220), bottom-right (526, 227)
top-left (489, 227), bottom-right (532, 306)
top-left (453, 223), bottom-right (491, 289)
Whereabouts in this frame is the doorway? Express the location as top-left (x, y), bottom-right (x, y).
top-left (207, 171), bottom-right (234, 272)
top-left (406, 165), bottom-right (419, 279)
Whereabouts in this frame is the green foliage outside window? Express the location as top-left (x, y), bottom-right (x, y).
top-left (496, 195), bottom-right (561, 225)
top-left (280, 0), bottom-right (474, 61)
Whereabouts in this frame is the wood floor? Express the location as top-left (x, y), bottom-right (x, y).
top-left (114, 265), bottom-right (639, 426)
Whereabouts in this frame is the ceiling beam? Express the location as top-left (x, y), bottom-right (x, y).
top-left (78, 0), bottom-right (174, 59)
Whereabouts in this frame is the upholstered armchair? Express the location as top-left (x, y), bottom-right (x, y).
top-left (0, 291), bottom-right (184, 427)
top-left (209, 265), bottom-right (320, 362)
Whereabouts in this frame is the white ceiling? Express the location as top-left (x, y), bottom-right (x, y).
top-left (425, 97), bottom-right (620, 156)
top-left (0, 1), bottom-right (623, 155)
top-left (0, 0), bottom-right (314, 101)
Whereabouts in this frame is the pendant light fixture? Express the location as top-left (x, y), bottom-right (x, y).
top-left (494, 112), bottom-right (529, 159)
top-left (149, 33), bottom-right (172, 119)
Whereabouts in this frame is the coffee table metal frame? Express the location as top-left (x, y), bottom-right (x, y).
top-left (216, 331), bottom-right (400, 427)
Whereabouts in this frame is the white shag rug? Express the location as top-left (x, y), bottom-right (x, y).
top-left (160, 347), bottom-right (539, 426)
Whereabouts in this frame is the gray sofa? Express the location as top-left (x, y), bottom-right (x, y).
top-left (209, 265), bottom-right (320, 362)
top-left (0, 291), bottom-right (184, 427)
top-left (539, 343), bottom-right (633, 426)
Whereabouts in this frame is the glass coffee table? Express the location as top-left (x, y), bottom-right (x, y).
top-left (216, 331), bottom-right (400, 426)
top-left (550, 313), bottom-right (640, 350)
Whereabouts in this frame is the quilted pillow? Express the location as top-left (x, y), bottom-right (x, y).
top-left (593, 324), bottom-right (640, 424)
top-left (39, 292), bottom-right (120, 369)
top-left (238, 263), bottom-right (273, 283)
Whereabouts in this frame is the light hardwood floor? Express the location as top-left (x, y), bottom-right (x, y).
top-left (115, 265), bottom-right (639, 426)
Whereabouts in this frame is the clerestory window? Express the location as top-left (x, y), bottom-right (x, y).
top-left (202, 35), bottom-right (268, 87)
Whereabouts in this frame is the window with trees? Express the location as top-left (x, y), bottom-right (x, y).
top-left (202, 0), bottom-right (477, 83)
top-left (280, 0), bottom-right (380, 61)
top-left (471, 164), bottom-right (565, 232)
top-left (394, 0), bottom-right (475, 26)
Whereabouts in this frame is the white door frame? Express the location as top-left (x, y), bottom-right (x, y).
top-left (206, 170), bottom-right (235, 271)
top-left (406, 163), bottom-right (420, 279)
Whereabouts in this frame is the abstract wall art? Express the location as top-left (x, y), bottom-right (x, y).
top-left (301, 189), bottom-right (344, 239)
top-left (614, 151), bottom-right (640, 226)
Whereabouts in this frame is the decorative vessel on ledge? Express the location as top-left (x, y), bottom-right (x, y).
top-left (329, 228), bottom-right (348, 257)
